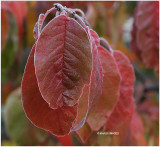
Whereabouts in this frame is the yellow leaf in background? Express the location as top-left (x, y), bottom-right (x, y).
top-left (2, 140), bottom-right (17, 146)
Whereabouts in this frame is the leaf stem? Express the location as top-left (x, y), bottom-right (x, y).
top-left (54, 3), bottom-right (90, 28)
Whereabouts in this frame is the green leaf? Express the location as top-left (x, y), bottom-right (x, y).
top-left (4, 88), bottom-right (47, 146)
top-left (1, 16), bottom-right (18, 83)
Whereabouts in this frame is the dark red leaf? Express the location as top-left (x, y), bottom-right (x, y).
top-left (22, 44), bottom-right (77, 136)
top-left (34, 15), bottom-right (92, 109)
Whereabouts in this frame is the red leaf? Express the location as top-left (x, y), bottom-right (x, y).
top-left (105, 50), bottom-right (135, 141)
top-left (22, 44), bottom-right (77, 136)
top-left (74, 29), bottom-right (103, 140)
top-left (72, 29), bottom-right (103, 132)
top-left (56, 134), bottom-right (73, 146)
top-left (22, 12), bottom-right (103, 136)
top-left (76, 49), bottom-right (134, 144)
top-left (34, 15), bottom-right (92, 109)
top-left (2, 1), bottom-right (27, 37)
top-left (87, 46), bottom-right (120, 131)
top-left (131, 1), bottom-right (159, 71)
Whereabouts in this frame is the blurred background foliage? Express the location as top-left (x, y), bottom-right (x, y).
top-left (1, 1), bottom-right (159, 146)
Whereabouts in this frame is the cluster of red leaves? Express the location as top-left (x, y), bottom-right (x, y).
top-left (130, 1), bottom-right (159, 74)
top-left (75, 47), bottom-right (135, 144)
top-left (1, 1), bottom-right (28, 51)
top-left (21, 4), bottom-right (136, 144)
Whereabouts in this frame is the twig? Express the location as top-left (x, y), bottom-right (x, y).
top-left (54, 3), bottom-right (90, 28)
top-left (144, 85), bottom-right (159, 93)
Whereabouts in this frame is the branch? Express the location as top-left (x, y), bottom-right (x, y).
top-left (144, 85), bottom-right (159, 93)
